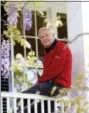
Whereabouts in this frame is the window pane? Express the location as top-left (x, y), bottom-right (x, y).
top-left (38, 39), bottom-right (44, 60)
top-left (25, 11), bottom-right (46, 36)
top-left (16, 10), bottom-right (46, 59)
top-left (26, 38), bottom-right (36, 55)
top-left (25, 11), bottom-right (35, 36)
top-left (14, 43), bottom-right (24, 56)
top-left (37, 11), bottom-right (47, 35)
top-left (57, 13), bottom-right (68, 39)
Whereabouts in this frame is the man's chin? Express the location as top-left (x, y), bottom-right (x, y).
top-left (45, 45), bottom-right (50, 48)
top-left (44, 43), bottom-right (51, 47)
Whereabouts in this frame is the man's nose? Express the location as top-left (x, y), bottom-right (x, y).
top-left (43, 36), bottom-right (47, 39)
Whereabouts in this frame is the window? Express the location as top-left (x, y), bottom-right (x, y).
top-left (13, 9), bottom-right (47, 91)
top-left (15, 11), bottom-right (46, 60)
top-left (5, 2), bottom-right (68, 91)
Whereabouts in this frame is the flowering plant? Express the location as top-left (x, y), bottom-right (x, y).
top-left (11, 51), bottom-right (43, 92)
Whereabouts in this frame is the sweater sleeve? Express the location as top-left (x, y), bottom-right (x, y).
top-left (38, 46), bottom-right (69, 82)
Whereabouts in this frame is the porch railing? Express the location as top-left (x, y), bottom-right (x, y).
top-left (1, 92), bottom-right (70, 113)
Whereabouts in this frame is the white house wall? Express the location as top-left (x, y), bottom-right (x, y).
top-left (43, 2), bottom-right (66, 13)
top-left (66, 2), bottom-right (85, 86)
top-left (81, 2), bottom-right (89, 104)
top-left (81, 2), bottom-right (89, 73)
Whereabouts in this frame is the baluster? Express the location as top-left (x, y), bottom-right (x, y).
top-left (27, 99), bottom-right (31, 113)
top-left (48, 100), bottom-right (51, 113)
top-left (41, 100), bottom-right (44, 113)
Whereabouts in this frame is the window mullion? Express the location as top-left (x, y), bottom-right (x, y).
top-left (47, 7), bottom-right (58, 39)
top-left (10, 36), bottom-right (15, 92)
top-left (22, 8), bottom-right (26, 60)
top-left (34, 5), bottom-right (38, 71)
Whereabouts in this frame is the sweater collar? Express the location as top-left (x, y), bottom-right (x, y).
top-left (45, 39), bottom-right (58, 53)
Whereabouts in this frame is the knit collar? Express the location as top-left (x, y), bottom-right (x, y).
top-left (45, 39), bottom-right (58, 53)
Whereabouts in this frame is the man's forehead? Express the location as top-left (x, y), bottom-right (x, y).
top-left (39, 27), bottom-right (54, 34)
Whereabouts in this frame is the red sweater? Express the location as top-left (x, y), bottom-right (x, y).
top-left (38, 41), bottom-right (72, 88)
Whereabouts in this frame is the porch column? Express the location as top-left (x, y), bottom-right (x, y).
top-left (66, 1), bottom-right (89, 110)
top-left (66, 2), bottom-right (85, 86)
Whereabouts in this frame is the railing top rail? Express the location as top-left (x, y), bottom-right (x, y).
top-left (1, 92), bottom-right (69, 102)
top-left (1, 92), bottom-right (57, 101)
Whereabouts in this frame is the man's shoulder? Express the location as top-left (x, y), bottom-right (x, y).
top-left (57, 41), bottom-right (67, 48)
top-left (56, 41), bottom-right (71, 52)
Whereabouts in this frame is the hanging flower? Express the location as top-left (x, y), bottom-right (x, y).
top-left (23, 7), bottom-right (32, 30)
top-left (6, 2), bottom-right (32, 30)
top-left (7, 3), bottom-right (18, 27)
top-left (1, 39), bottom-right (11, 78)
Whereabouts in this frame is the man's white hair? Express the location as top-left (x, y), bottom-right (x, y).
top-left (38, 27), bottom-right (54, 35)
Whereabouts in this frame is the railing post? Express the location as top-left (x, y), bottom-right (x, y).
top-left (54, 101), bottom-right (58, 113)
top-left (27, 99), bottom-right (31, 113)
top-left (61, 102), bottom-right (64, 113)
top-left (41, 100), bottom-right (44, 113)
top-left (34, 99), bottom-right (38, 113)
top-left (7, 97), bottom-right (10, 113)
top-left (21, 98), bottom-right (24, 113)
top-left (67, 102), bottom-right (71, 113)
top-left (48, 100), bottom-right (51, 113)
top-left (1, 97), bottom-right (3, 113)
top-left (13, 98), bottom-right (17, 113)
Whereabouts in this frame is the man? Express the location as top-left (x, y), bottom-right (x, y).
top-left (18, 27), bottom-right (72, 113)
top-left (23, 27), bottom-right (72, 96)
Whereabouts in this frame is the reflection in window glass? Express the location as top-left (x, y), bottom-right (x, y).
top-left (25, 11), bottom-right (46, 36)
top-left (38, 39), bottom-right (44, 61)
top-left (57, 13), bottom-right (68, 39)
top-left (14, 43), bottom-right (24, 56)
top-left (26, 38), bottom-right (36, 55)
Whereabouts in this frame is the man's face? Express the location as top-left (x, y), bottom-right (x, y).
top-left (39, 29), bottom-right (55, 47)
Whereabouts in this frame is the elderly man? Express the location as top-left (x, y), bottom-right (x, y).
top-left (23, 27), bottom-right (72, 96)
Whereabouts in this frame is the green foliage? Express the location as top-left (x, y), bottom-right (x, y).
top-left (3, 24), bottom-right (31, 48)
top-left (55, 74), bottom-right (89, 113)
top-left (10, 51), bottom-right (37, 92)
top-left (44, 18), bottom-right (63, 28)
top-left (3, 1), bottom-right (44, 92)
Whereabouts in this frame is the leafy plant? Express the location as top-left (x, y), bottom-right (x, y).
top-left (10, 51), bottom-right (43, 92)
top-left (56, 74), bottom-right (89, 113)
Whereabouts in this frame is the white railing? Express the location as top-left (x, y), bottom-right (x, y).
top-left (1, 92), bottom-right (70, 113)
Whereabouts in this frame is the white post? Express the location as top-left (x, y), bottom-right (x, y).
top-left (34, 100), bottom-right (38, 113)
top-left (27, 99), bottom-right (31, 113)
top-left (81, 2), bottom-right (89, 112)
top-left (61, 102), bottom-right (64, 113)
top-left (7, 97), bottom-right (10, 113)
top-left (48, 100), bottom-right (51, 113)
top-left (21, 98), bottom-right (24, 113)
top-left (13, 98), bottom-right (17, 113)
top-left (1, 97), bottom-right (3, 113)
top-left (41, 100), bottom-right (44, 113)
top-left (10, 36), bottom-right (14, 92)
top-left (54, 101), bottom-right (58, 113)
top-left (67, 1), bottom-right (89, 113)
top-left (66, 2), bottom-right (85, 86)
